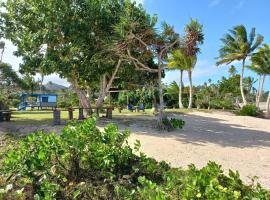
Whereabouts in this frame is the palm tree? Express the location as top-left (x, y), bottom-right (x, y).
top-left (167, 49), bottom-right (192, 109)
top-left (249, 44), bottom-right (270, 112)
top-left (216, 25), bottom-right (264, 105)
top-left (183, 19), bottom-right (204, 109)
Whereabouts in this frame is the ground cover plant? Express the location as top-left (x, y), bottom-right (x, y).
top-left (236, 104), bottom-right (262, 117)
top-left (0, 119), bottom-right (269, 199)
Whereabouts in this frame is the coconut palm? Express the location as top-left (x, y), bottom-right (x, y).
top-left (249, 44), bottom-right (270, 112)
top-left (216, 25), bottom-right (264, 105)
top-left (183, 19), bottom-right (204, 109)
top-left (167, 49), bottom-right (193, 108)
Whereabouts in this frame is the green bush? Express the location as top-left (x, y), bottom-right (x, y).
top-left (236, 104), bottom-right (261, 117)
top-left (0, 119), bottom-right (269, 199)
top-left (170, 118), bottom-right (185, 129)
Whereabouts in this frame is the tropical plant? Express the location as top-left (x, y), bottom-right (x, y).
top-left (167, 49), bottom-right (192, 109)
top-left (228, 65), bottom-right (237, 77)
top-left (182, 19), bottom-right (204, 109)
top-left (236, 104), bottom-right (261, 117)
top-left (216, 25), bottom-right (264, 105)
top-left (0, 119), bottom-right (269, 199)
top-left (249, 44), bottom-right (270, 111)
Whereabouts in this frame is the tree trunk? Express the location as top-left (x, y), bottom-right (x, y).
top-left (240, 59), bottom-right (247, 105)
top-left (256, 75), bottom-right (262, 107)
top-left (69, 78), bottom-right (91, 115)
top-left (40, 74), bottom-right (44, 94)
top-left (257, 74), bottom-right (265, 108)
top-left (0, 49), bottom-right (4, 63)
top-left (266, 90), bottom-right (270, 114)
top-left (95, 59), bottom-right (122, 109)
top-left (179, 70), bottom-right (184, 109)
top-left (157, 65), bottom-right (165, 122)
top-left (188, 70), bottom-right (193, 109)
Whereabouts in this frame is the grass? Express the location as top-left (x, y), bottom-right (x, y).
top-left (5, 107), bottom-right (210, 126)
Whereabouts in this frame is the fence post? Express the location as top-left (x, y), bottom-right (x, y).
top-left (68, 108), bottom-right (73, 120)
top-left (53, 110), bottom-right (61, 125)
top-left (106, 107), bottom-right (113, 119)
top-left (78, 108), bottom-right (84, 120)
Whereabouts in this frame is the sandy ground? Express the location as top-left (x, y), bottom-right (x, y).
top-left (124, 112), bottom-right (270, 189)
top-left (1, 111), bottom-right (270, 188)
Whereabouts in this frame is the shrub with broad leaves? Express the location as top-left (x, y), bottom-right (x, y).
top-left (0, 118), bottom-right (269, 199)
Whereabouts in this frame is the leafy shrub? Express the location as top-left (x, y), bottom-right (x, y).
top-left (0, 119), bottom-right (269, 199)
top-left (170, 118), bottom-right (185, 129)
top-left (161, 117), bottom-right (185, 131)
top-left (236, 104), bottom-right (261, 116)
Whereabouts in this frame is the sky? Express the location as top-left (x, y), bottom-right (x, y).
top-left (2, 0), bottom-right (270, 90)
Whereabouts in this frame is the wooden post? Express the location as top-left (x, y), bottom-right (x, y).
top-left (78, 108), bottom-right (84, 120)
top-left (95, 108), bottom-right (99, 118)
top-left (0, 112), bottom-right (3, 122)
top-left (53, 110), bottom-right (61, 125)
top-left (68, 108), bottom-right (73, 120)
top-left (106, 107), bottom-right (113, 119)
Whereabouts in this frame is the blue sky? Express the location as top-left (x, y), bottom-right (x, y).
top-left (2, 0), bottom-right (270, 90)
top-left (141, 0), bottom-right (270, 90)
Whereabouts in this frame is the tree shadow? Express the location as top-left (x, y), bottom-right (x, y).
top-left (106, 113), bottom-right (270, 149)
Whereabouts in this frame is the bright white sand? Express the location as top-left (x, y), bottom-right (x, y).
top-left (126, 112), bottom-right (270, 188)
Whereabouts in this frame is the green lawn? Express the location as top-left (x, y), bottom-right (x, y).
top-left (7, 108), bottom-right (201, 126)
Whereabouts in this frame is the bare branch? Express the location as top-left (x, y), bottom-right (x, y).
top-left (126, 49), bottom-right (158, 73)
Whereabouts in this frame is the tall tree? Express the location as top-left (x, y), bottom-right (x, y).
top-left (113, 10), bottom-right (179, 128)
top-left (1, 0), bottom-right (124, 111)
top-left (216, 25), bottom-right (264, 105)
top-left (182, 19), bottom-right (204, 109)
top-left (249, 44), bottom-right (270, 111)
top-left (167, 49), bottom-right (194, 109)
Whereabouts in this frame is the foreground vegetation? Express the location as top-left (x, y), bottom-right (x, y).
top-left (0, 119), bottom-right (269, 199)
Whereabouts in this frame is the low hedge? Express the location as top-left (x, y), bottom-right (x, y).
top-left (0, 119), bottom-right (269, 199)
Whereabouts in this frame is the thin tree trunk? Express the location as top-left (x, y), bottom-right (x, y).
top-left (240, 59), bottom-right (247, 105)
top-left (151, 86), bottom-right (157, 112)
top-left (40, 74), bottom-right (44, 94)
top-left (69, 78), bottom-right (91, 115)
top-left (96, 59), bottom-right (122, 109)
top-left (179, 70), bottom-right (184, 109)
top-left (158, 66), bottom-right (164, 121)
top-left (266, 90), bottom-right (270, 114)
top-left (256, 75), bottom-right (262, 107)
top-left (0, 49), bottom-right (4, 63)
top-left (188, 70), bottom-right (193, 109)
top-left (257, 75), bottom-right (265, 108)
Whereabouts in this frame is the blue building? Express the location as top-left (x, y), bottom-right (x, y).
top-left (17, 93), bottom-right (58, 111)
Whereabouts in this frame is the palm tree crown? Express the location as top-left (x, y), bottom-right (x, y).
top-left (250, 44), bottom-right (270, 75)
top-left (217, 25), bottom-right (263, 65)
top-left (167, 49), bottom-right (196, 71)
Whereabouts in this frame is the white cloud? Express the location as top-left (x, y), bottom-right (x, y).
top-left (235, 0), bottom-right (244, 9)
top-left (38, 74), bottom-right (69, 87)
top-left (163, 59), bottom-right (228, 86)
top-left (208, 0), bottom-right (221, 7)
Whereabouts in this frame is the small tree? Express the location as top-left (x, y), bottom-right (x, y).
top-left (167, 49), bottom-right (192, 109)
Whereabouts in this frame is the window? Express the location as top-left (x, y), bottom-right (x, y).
top-left (42, 97), bottom-right (49, 102)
